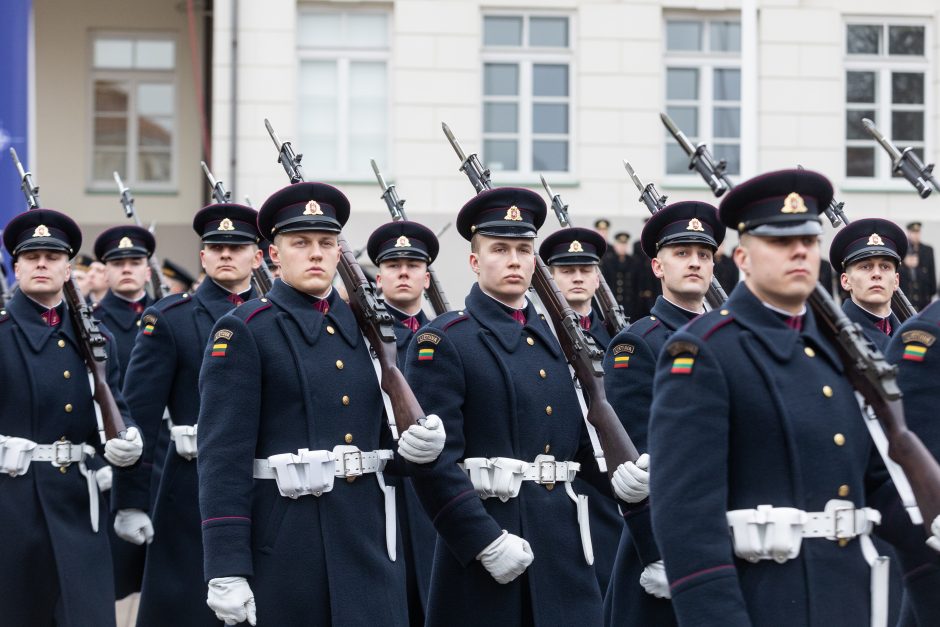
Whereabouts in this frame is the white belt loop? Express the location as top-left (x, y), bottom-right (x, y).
top-left (375, 471), bottom-right (397, 562)
top-left (170, 424), bottom-right (198, 460)
top-left (362, 335), bottom-right (399, 440)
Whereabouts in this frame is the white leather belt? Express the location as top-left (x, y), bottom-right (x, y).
top-left (253, 445), bottom-right (397, 561)
top-left (0, 435), bottom-right (100, 532)
top-left (460, 454), bottom-right (594, 566)
top-left (170, 424), bottom-right (198, 460)
top-left (727, 499), bottom-right (887, 627)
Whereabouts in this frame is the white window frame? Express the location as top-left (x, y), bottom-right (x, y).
top-left (481, 10), bottom-right (576, 182)
top-left (296, 7), bottom-right (392, 182)
top-left (86, 31), bottom-right (179, 193)
top-left (663, 12), bottom-right (743, 187)
top-left (843, 17), bottom-right (933, 190)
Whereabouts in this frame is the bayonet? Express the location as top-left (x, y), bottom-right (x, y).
top-left (862, 118), bottom-right (937, 197)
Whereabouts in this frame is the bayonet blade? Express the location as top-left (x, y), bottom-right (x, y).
top-left (113, 171), bottom-right (128, 194)
top-left (264, 118), bottom-right (281, 149)
top-left (441, 122), bottom-right (467, 162)
top-left (200, 160), bottom-right (218, 187)
top-left (623, 160), bottom-right (645, 192)
top-left (660, 112), bottom-right (697, 155)
top-left (539, 173), bottom-right (555, 200)
top-left (370, 158), bottom-right (389, 191)
top-left (862, 118), bottom-right (902, 161)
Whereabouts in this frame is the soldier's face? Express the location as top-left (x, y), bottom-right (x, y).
top-left (841, 256), bottom-right (899, 309)
top-left (470, 236), bottom-right (535, 306)
top-left (200, 243), bottom-right (261, 288)
top-left (735, 234), bottom-right (820, 310)
top-left (88, 261), bottom-right (108, 292)
top-left (15, 249), bottom-right (71, 300)
top-left (271, 232), bottom-right (340, 297)
top-left (105, 256), bottom-right (151, 298)
top-left (653, 244), bottom-right (714, 301)
top-left (72, 268), bottom-right (90, 295)
top-left (551, 264), bottom-right (599, 308)
top-left (376, 258), bottom-right (429, 312)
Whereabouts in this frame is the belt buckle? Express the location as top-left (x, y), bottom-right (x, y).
top-left (832, 506), bottom-right (857, 539)
top-left (538, 460), bottom-right (556, 488)
top-left (341, 451), bottom-right (363, 478)
top-left (52, 440), bottom-right (73, 468)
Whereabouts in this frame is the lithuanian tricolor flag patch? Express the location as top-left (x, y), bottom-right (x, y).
top-left (614, 355), bottom-right (630, 369)
top-left (141, 314), bottom-right (157, 336)
top-left (418, 347), bottom-right (434, 361)
top-left (211, 343), bottom-right (228, 357)
top-left (903, 344), bottom-right (927, 362)
top-left (670, 356), bottom-right (695, 375)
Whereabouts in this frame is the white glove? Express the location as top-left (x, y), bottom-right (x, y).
top-left (113, 508), bottom-right (154, 545)
top-left (927, 515), bottom-right (940, 553)
top-left (207, 576), bottom-right (257, 626)
top-left (612, 453), bottom-right (650, 503)
top-left (397, 414), bottom-right (446, 464)
top-left (639, 560), bottom-right (671, 599)
top-left (95, 465), bottom-right (113, 492)
top-left (104, 426), bottom-right (143, 467)
top-left (476, 530), bottom-right (534, 584)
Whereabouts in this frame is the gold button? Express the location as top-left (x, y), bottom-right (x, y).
top-left (59, 466), bottom-right (67, 474)
top-left (545, 406), bottom-right (553, 415)
top-left (720, 309), bottom-right (729, 315)
top-left (326, 325), bottom-right (335, 335)
top-left (838, 538), bottom-right (849, 547)
top-left (261, 298), bottom-right (268, 303)
top-left (336, 360), bottom-right (344, 370)
top-left (650, 316), bottom-right (657, 321)
top-left (182, 293), bottom-right (189, 298)
top-left (804, 347), bottom-right (816, 358)
top-left (834, 433), bottom-right (845, 446)
top-left (63, 371), bottom-right (71, 379)
top-left (546, 483), bottom-right (554, 491)
top-left (838, 484), bottom-right (850, 497)
top-left (822, 385), bottom-right (833, 398)
top-left (527, 337), bottom-right (535, 346)
top-left (57, 339), bottom-right (66, 348)
top-left (544, 444), bottom-right (551, 453)
top-left (342, 395), bottom-right (350, 406)
top-left (539, 369), bottom-right (547, 379)
top-left (345, 433), bottom-right (353, 444)
top-left (136, 320), bottom-right (141, 327)
top-left (64, 404), bottom-right (73, 413)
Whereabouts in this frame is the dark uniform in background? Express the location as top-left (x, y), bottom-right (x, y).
top-left (600, 232), bottom-right (635, 317)
top-left (162, 258), bottom-right (196, 294)
top-left (632, 219), bottom-right (662, 320)
top-left (899, 222), bottom-right (936, 311)
top-left (714, 246), bottom-right (739, 294)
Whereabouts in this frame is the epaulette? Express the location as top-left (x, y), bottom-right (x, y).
top-left (682, 307), bottom-right (735, 342)
top-left (154, 292), bottom-right (194, 313)
top-left (627, 315), bottom-right (661, 338)
top-left (236, 298), bottom-right (273, 324)
top-left (438, 309), bottom-right (470, 332)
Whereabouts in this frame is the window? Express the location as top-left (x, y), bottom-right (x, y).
top-left (664, 16), bottom-right (741, 176)
top-left (845, 21), bottom-right (929, 179)
top-left (90, 34), bottom-right (177, 189)
top-left (297, 10), bottom-right (389, 178)
top-left (482, 14), bottom-right (572, 174)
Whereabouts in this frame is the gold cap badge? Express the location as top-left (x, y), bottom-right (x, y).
top-left (687, 218), bottom-right (705, 232)
top-left (118, 236), bottom-right (134, 248)
top-left (303, 200), bottom-right (323, 216)
top-left (568, 240), bottom-right (584, 253)
top-left (32, 224), bottom-right (50, 238)
top-left (867, 233), bottom-right (884, 246)
top-left (780, 192), bottom-right (808, 214)
top-left (219, 217), bottom-right (235, 231)
top-left (395, 235), bottom-right (411, 248)
top-left (504, 205), bottom-right (522, 221)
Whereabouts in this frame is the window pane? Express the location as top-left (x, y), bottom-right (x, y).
top-left (714, 107), bottom-right (740, 138)
top-left (299, 61), bottom-right (338, 97)
top-left (714, 69), bottom-right (741, 101)
top-left (95, 81), bottom-right (128, 113)
top-left (713, 144), bottom-right (740, 176)
top-left (846, 71), bottom-right (876, 103)
top-left (93, 150), bottom-right (127, 180)
top-left (349, 137), bottom-right (384, 174)
top-left (138, 151), bottom-right (171, 182)
top-left (533, 140), bottom-right (568, 172)
top-left (139, 116), bottom-right (173, 148)
top-left (666, 21), bottom-right (702, 51)
top-left (846, 110), bottom-right (875, 140)
top-left (533, 103), bottom-right (568, 134)
top-left (846, 147), bottom-right (875, 177)
top-left (892, 72), bottom-right (924, 104)
top-left (350, 62), bottom-right (387, 99)
top-left (484, 139), bottom-right (518, 171)
top-left (711, 22), bottom-right (741, 52)
top-left (299, 62), bottom-right (338, 135)
top-left (484, 102), bottom-right (518, 133)
top-left (303, 137), bottom-right (338, 172)
top-left (138, 83), bottom-right (174, 116)
top-left (666, 144), bottom-right (690, 175)
top-left (347, 14), bottom-right (388, 48)
top-left (483, 16), bottom-right (522, 46)
top-left (666, 68), bottom-right (698, 100)
top-left (665, 106), bottom-right (697, 137)
top-left (846, 24), bottom-right (880, 55)
top-left (892, 111), bottom-right (924, 142)
top-left (135, 40), bottom-right (174, 69)
top-left (530, 17), bottom-right (568, 47)
top-left (350, 102), bottom-right (386, 135)
top-left (888, 26), bottom-right (924, 56)
top-left (94, 39), bottom-right (133, 68)
top-left (297, 13), bottom-right (344, 48)
top-left (95, 116), bottom-right (127, 147)
top-left (484, 63), bottom-right (519, 96)
top-left (533, 64), bottom-right (568, 97)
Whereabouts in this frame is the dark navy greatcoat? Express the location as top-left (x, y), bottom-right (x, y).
top-left (119, 278), bottom-right (254, 626)
top-left (0, 292), bottom-right (132, 627)
top-left (602, 296), bottom-right (698, 626)
top-left (198, 280), bottom-right (407, 626)
top-left (649, 283), bottom-right (935, 626)
top-left (404, 284), bottom-right (604, 627)
top-left (842, 299), bottom-right (899, 352)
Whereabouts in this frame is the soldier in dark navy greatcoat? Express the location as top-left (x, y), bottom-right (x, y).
top-left (0, 209), bottom-right (141, 626)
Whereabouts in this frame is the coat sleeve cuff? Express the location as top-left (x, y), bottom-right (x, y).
top-left (669, 564), bottom-right (751, 626)
top-left (202, 517), bottom-right (253, 580)
top-left (433, 490), bottom-right (503, 567)
top-left (623, 502), bottom-right (662, 566)
top-left (111, 465), bottom-right (152, 512)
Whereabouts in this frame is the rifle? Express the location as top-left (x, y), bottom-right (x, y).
top-left (264, 119), bottom-right (427, 436)
top-left (199, 161), bottom-right (274, 295)
top-left (9, 148), bottom-right (126, 439)
top-left (659, 117), bottom-right (940, 535)
top-left (369, 159), bottom-right (451, 316)
top-left (661, 112), bottom-right (733, 197)
top-left (623, 160), bottom-right (729, 309)
top-left (862, 118), bottom-right (939, 198)
top-left (0, 236), bottom-right (13, 307)
top-left (539, 174), bottom-right (628, 334)
top-left (112, 172), bottom-right (170, 299)
top-left (441, 122), bottom-right (639, 478)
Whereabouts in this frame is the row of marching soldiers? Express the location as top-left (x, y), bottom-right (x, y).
top-left (2, 167), bottom-right (940, 627)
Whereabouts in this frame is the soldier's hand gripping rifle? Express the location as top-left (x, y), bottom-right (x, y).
top-left (540, 174), bottom-right (628, 334)
top-left (442, 123), bottom-right (639, 479)
top-left (661, 122), bottom-right (940, 535)
top-left (623, 160), bottom-right (730, 309)
top-left (10, 148), bottom-right (126, 439)
top-left (661, 112), bottom-right (733, 197)
top-left (863, 118), bottom-right (939, 198)
top-left (370, 159), bottom-right (451, 316)
top-left (112, 172), bottom-right (170, 299)
top-left (264, 119), bottom-right (427, 437)
top-left (200, 161), bottom-right (274, 295)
